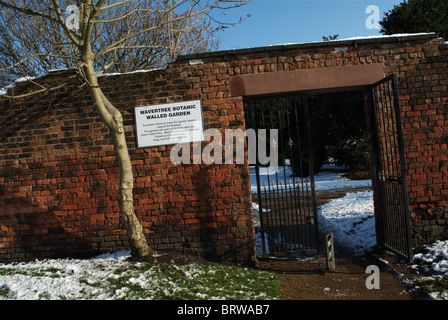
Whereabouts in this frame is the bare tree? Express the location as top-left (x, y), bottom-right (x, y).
top-left (0, 0), bottom-right (250, 257)
top-left (0, 0), bottom-right (225, 85)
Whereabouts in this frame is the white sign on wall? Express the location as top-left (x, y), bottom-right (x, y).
top-left (134, 100), bottom-right (204, 148)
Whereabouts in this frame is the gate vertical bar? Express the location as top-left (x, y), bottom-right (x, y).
top-left (293, 100), bottom-right (307, 250)
top-left (278, 102), bottom-right (290, 252)
top-left (269, 100), bottom-right (282, 253)
top-left (365, 88), bottom-right (385, 247)
top-left (378, 81), bottom-right (394, 251)
top-left (302, 95), bottom-right (319, 251)
top-left (276, 104), bottom-right (287, 252)
top-left (391, 74), bottom-right (413, 263)
top-left (370, 74), bottom-right (413, 262)
top-left (245, 95), bottom-right (320, 257)
top-left (386, 79), bottom-right (402, 254)
top-left (248, 100), bottom-right (267, 257)
top-left (286, 100), bottom-right (298, 252)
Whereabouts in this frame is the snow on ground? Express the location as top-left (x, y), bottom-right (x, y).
top-left (413, 240), bottom-right (448, 278)
top-left (0, 251), bottom-right (132, 300)
top-left (251, 161), bottom-right (374, 256)
top-left (317, 191), bottom-right (375, 256)
top-left (1, 159), bottom-right (446, 299)
top-left (252, 189), bottom-right (375, 256)
top-left (0, 250), bottom-right (277, 300)
top-left (410, 240), bottom-right (448, 300)
top-left (251, 162), bottom-right (448, 299)
top-left (249, 163), bottom-right (371, 193)
top-left (250, 160), bottom-right (376, 255)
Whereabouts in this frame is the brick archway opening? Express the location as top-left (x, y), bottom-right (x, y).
top-left (234, 64), bottom-right (413, 259)
top-left (230, 64), bottom-right (385, 97)
top-left (244, 89), bottom-right (375, 258)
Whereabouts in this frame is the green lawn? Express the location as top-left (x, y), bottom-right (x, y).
top-left (0, 254), bottom-right (280, 300)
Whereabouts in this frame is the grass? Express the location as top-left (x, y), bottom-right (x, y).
top-left (0, 286), bottom-right (8, 298)
top-left (0, 258), bottom-right (280, 300)
top-left (98, 262), bottom-right (281, 300)
top-left (414, 278), bottom-right (448, 298)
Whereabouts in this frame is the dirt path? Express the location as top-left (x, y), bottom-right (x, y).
top-left (256, 186), bottom-right (427, 300)
top-left (258, 254), bottom-right (425, 300)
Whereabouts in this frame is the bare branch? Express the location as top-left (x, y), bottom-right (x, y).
top-left (0, 0), bottom-right (245, 83)
top-left (0, 0), bottom-right (59, 24)
top-left (94, 0), bottom-right (223, 59)
top-left (50, 0), bottom-right (83, 47)
top-left (98, 0), bottom-right (131, 11)
top-left (0, 53), bottom-right (78, 72)
top-left (0, 74), bottom-right (78, 100)
top-left (94, 7), bottom-right (156, 23)
top-left (96, 59), bottom-right (115, 76)
top-left (0, 0), bottom-right (250, 258)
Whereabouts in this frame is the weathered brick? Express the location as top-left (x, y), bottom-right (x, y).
top-left (1, 34), bottom-right (447, 263)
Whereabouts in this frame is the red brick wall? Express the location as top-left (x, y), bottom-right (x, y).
top-left (176, 35), bottom-right (448, 247)
top-left (396, 40), bottom-right (448, 244)
top-left (0, 70), bottom-right (254, 262)
top-left (1, 34), bottom-right (447, 261)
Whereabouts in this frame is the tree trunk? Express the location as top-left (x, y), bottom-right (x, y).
top-left (82, 52), bottom-right (155, 257)
top-left (109, 119), bottom-right (155, 258)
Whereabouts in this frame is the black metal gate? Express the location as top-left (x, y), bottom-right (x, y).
top-left (245, 95), bottom-right (319, 256)
top-left (369, 74), bottom-right (413, 262)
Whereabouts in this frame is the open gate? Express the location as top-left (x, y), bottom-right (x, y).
top-left (245, 74), bottom-right (412, 260)
top-left (245, 95), bottom-right (319, 256)
top-left (369, 74), bottom-right (413, 262)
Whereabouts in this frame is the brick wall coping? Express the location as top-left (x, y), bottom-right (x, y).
top-left (177, 32), bottom-right (439, 61)
top-left (2, 33), bottom-right (440, 95)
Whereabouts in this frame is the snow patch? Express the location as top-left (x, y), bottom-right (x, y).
top-left (317, 191), bottom-right (376, 256)
top-left (259, 33), bottom-right (436, 50)
top-left (338, 32), bottom-right (435, 42)
top-left (251, 161), bottom-right (374, 256)
top-left (98, 68), bottom-right (163, 77)
top-left (90, 250), bottom-right (131, 260)
top-left (412, 240), bottom-right (448, 278)
top-left (249, 163), bottom-right (371, 194)
top-left (0, 68), bottom-right (163, 95)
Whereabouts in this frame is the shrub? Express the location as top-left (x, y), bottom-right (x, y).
top-left (332, 137), bottom-right (370, 172)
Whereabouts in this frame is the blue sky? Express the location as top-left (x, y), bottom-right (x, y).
top-left (215, 0), bottom-right (404, 50)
